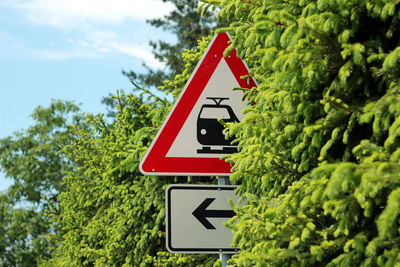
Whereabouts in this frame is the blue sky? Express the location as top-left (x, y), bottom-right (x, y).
top-left (0, 0), bottom-right (175, 191)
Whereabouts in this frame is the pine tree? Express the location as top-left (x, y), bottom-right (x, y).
top-left (123, 0), bottom-right (217, 89)
top-left (198, 0), bottom-right (400, 265)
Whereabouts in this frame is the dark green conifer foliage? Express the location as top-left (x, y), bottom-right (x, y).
top-left (123, 0), bottom-right (217, 89)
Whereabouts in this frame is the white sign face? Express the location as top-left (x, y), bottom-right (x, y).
top-left (165, 58), bottom-right (248, 158)
top-left (166, 184), bottom-right (243, 254)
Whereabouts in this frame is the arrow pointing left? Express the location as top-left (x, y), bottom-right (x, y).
top-left (192, 198), bottom-right (235, 230)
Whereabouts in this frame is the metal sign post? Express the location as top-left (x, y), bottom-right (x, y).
top-left (218, 177), bottom-right (231, 267)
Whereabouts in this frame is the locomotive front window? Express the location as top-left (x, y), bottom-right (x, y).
top-left (199, 107), bottom-right (231, 119)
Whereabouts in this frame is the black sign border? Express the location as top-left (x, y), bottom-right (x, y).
top-left (166, 184), bottom-right (239, 254)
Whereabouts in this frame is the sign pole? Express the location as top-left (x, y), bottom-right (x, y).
top-left (218, 176), bottom-right (231, 267)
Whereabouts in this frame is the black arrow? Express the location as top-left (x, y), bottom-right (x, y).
top-left (192, 198), bottom-right (235, 230)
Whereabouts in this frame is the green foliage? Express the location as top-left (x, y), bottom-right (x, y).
top-left (0, 194), bottom-right (54, 267)
top-left (196, 0), bottom-right (400, 265)
top-left (0, 100), bottom-right (84, 202)
top-left (12, 0), bottom-right (399, 265)
top-left (0, 100), bottom-right (86, 266)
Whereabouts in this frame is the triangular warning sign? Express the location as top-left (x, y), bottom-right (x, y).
top-left (139, 33), bottom-right (256, 176)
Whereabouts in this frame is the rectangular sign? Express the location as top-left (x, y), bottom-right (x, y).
top-left (166, 184), bottom-right (243, 253)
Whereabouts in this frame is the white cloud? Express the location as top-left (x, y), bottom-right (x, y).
top-left (0, 1), bottom-right (171, 67)
top-left (0, 28), bottom-right (164, 68)
top-left (32, 49), bottom-right (99, 60)
top-left (110, 43), bottom-right (162, 68)
top-left (70, 31), bottom-right (164, 68)
top-left (5, 0), bottom-right (174, 28)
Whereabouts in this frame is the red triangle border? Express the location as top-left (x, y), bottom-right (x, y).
top-left (140, 33), bottom-right (256, 176)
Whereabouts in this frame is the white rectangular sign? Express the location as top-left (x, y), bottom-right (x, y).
top-left (166, 184), bottom-right (243, 253)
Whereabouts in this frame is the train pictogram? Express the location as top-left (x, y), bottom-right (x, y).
top-left (197, 97), bottom-right (239, 154)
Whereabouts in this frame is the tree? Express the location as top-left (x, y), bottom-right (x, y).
top-left (0, 194), bottom-right (52, 267)
top-left (123, 0), bottom-right (218, 89)
top-left (0, 2), bottom-right (221, 265)
top-left (23, 0), bottom-right (400, 266)
top-left (0, 100), bottom-right (86, 266)
top-left (198, 0), bottom-right (400, 265)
